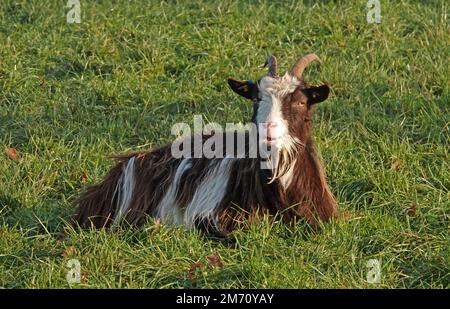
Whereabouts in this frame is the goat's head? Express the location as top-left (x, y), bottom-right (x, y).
top-left (228, 54), bottom-right (330, 150)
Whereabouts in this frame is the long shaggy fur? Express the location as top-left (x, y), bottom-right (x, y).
top-left (73, 61), bottom-right (338, 234)
top-left (73, 136), bottom-right (337, 233)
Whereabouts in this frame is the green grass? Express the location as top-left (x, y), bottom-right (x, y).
top-left (0, 0), bottom-right (448, 288)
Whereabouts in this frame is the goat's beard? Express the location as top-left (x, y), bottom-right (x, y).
top-left (265, 134), bottom-right (303, 185)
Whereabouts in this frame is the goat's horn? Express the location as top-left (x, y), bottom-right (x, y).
top-left (290, 53), bottom-right (321, 79)
top-left (264, 55), bottom-right (278, 78)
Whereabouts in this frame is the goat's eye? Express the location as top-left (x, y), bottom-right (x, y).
top-left (289, 90), bottom-right (306, 108)
top-left (293, 100), bottom-right (306, 107)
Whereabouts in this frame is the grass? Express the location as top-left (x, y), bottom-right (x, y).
top-left (0, 0), bottom-right (448, 288)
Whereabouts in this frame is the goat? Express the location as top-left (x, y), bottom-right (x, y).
top-left (73, 54), bottom-right (338, 234)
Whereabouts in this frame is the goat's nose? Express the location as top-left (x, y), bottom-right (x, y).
top-left (266, 122), bottom-right (278, 128)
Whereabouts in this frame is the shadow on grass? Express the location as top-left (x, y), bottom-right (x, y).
top-left (0, 194), bottom-right (70, 235)
top-left (336, 178), bottom-right (375, 209)
top-left (45, 57), bottom-right (114, 80)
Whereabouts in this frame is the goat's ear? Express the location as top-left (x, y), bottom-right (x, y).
top-left (228, 78), bottom-right (258, 100)
top-left (303, 84), bottom-right (330, 105)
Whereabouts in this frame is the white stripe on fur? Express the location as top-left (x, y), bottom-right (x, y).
top-left (183, 158), bottom-right (233, 230)
top-left (257, 74), bottom-right (302, 183)
top-left (154, 159), bottom-right (192, 225)
top-left (112, 156), bottom-right (136, 227)
top-left (279, 158), bottom-right (297, 189)
top-left (256, 73), bottom-right (299, 149)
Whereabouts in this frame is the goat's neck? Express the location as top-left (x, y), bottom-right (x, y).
top-left (284, 138), bottom-right (337, 223)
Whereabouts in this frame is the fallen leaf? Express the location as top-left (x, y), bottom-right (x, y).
top-left (188, 261), bottom-right (204, 280)
top-left (81, 271), bottom-right (89, 283)
top-left (206, 254), bottom-right (223, 269)
top-left (337, 210), bottom-right (353, 222)
top-left (407, 202), bottom-right (417, 217)
top-left (62, 246), bottom-right (77, 258)
top-left (80, 173), bottom-right (88, 183)
top-left (5, 147), bottom-right (18, 160)
top-left (436, 256), bottom-right (444, 264)
top-left (391, 158), bottom-right (402, 171)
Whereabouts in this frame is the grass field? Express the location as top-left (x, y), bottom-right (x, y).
top-left (0, 0), bottom-right (448, 288)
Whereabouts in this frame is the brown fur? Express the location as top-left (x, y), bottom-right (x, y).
top-left (73, 159), bottom-right (124, 228)
top-left (280, 81), bottom-right (337, 224)
top-left (74, 134), bottom-right (336, 232)
top-left (208, 140), bottom-right (337, 234)
top-left (74, 69), bottom-right (337, 233)
top-left (285, 139), bottom-right (337, 225)
top-left (73, 145), bottom-right (180, 228)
